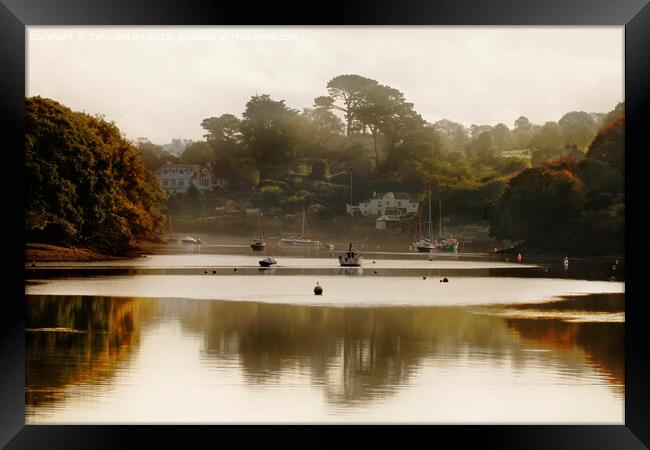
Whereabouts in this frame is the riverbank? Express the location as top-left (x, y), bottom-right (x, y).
top-left (495, 240), bottom-right (624, 259)
top-left (26, 243), bottom-right (143, 263)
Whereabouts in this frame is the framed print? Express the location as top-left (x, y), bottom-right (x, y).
top-left (2, 0), bottom-right (649, 448)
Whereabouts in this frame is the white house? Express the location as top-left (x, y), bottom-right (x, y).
top-left (347, 192), bottom-right (418, 217)
top-left (499, 148), bottom-right (533, 160)
top-left (375, 215), bottom-right (401, 230)
top-left (155, 162), bottom-right (227, 195)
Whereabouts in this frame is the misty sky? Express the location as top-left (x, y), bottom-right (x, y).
top-left (27, 26), bottom-right (623, 144)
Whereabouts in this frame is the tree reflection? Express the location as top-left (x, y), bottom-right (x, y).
top-left (175, 299), bottom-right (623, 406)
top-left (25, 295), bottom-right (149, 408)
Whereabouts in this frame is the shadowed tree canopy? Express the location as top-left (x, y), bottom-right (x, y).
top-left (587, 116), bottom-right (624, 175)
top-left (25, 96), bottom-right (167, 252)
top-left (315, 74), bottom-right (380, 136)
top-left (178, 141), bottom-right (215, 166)
top-left (488, 166), bottom-right (586, 246)
top-left (558, 111), bottom-right (597, 151)
top-left (240, 94), bottom-right (301, 171)
top-left (201, 113), bottom-right (241, 145)
top-left (136, 138), bottom-right (177, 171)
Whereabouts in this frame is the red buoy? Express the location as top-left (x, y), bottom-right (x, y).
top-left (314, 282), bottom-right (323, 295)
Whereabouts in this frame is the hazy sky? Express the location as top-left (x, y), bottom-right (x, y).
top-left (27, 26), bottom-right (623, 144)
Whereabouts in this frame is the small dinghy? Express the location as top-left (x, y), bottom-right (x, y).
top-left (180, 236), bottom-right (201, 244)
top-left (259, 256), bottom-right (277, 267)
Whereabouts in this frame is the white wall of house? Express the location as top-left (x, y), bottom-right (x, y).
top-left (347, 192), bottom-right (418, 217)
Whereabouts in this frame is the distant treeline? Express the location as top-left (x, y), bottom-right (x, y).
top-left (25, 96), bottom-right (166, 253)
top-left (138, 74), bottom-right (623, 246)
top-left (25, 72), bottom-right (624, 255)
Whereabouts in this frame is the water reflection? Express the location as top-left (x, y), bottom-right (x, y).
top-left (25, 296), bottom-right (153, 408)
top-left (26, 294), bottom-right (624, 422)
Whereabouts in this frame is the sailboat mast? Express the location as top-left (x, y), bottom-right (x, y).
top-left (439, 199), bottom-right (442, 238)
top-left (428, 190), bottom-right (433, 242)
top-left (349, 169), bottom-right (353, 250)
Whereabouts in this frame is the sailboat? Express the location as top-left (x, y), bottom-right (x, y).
top-left (250, 212), bottom-right (266, 251)
top-left (433, 199), bottom-right (459, 252)
top-left (413, 190), bottom-right (435, 252)
top-left (277, 207), bottom-right (321, 247)
top-left (339, 169), bottom-right (362, 267)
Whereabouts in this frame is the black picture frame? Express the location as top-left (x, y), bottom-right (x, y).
top-left (2, 0), bottom-right (648, 448)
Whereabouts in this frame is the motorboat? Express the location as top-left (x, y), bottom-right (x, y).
top-left (180, 236), bottom-right (201, 244)
top-left (259, 256), bottom-right (277, 267)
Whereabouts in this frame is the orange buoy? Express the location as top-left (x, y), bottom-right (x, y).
top-left (314, 282), bottom-right (323, 295)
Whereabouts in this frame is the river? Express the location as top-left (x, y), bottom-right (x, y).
top-left (24, 244), bottom-right (624, 423)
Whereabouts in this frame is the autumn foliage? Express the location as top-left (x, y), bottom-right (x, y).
top-left (25, 97), bottom-right (167, 253)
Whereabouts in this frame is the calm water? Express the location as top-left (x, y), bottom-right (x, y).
top-left (25, 249), bottom-right (624, 423)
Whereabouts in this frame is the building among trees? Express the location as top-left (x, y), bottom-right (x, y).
top-left (347, 192), bottom-right (419, 217)
top-left (155, 162), bottom-right (227, 195)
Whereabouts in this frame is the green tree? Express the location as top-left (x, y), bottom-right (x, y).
top-left (240, 94), bottom-right (301, 170)
top-left (314, 74), bottom-right (379, 136)
top-left (201, 114), bottom-right (241, 145)
top-left (136, 138), bottom-right (176, 170)
top-left (488, 166), bottom-right (586, 247)
top-left (178, 141), bottom-right (215, 166)
top-left (558, 111), bottom-right (597, 151)
top-left (185, 184), bottom-right (202, 217)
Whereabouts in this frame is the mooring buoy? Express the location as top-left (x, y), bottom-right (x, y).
top-left (314, 282), bottom-right (323, 295)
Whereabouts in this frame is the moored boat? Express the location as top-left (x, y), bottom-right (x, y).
top-left (339, 169), bottom-right (362, 267)
top-left (250, 212), bottom-right (267, 251)
top-left (414, 190), bottom-right (435, 252)
top-left (259, 256), bottom-right (277, 267)
top-left (277, 208), bottom-right (320, 247)
top-left (433, 200), bottom-right (459, 253)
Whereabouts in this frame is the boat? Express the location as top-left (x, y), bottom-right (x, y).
top-left (326, 243), bottom-right (335, 250)
top-left (277, 208), bottom-right (321, 247)
top-left (180, 236), bottom-right (202, 244)
top-left (414, 191), bottom-right (435, 252)
top-left (339, 169), bottom-right (362, 267)
top-left (259, 256), bottom-right (277, 267)
top-left (250, 212), bottom-right (267, 251)
top-left (433, 199), bottom-right (459, 252)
